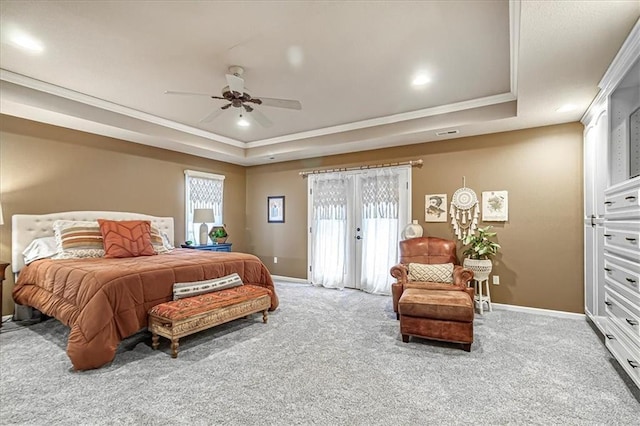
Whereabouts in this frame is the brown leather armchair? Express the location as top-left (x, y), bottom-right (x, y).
top-left (390, 236), bottom-right (475, 350)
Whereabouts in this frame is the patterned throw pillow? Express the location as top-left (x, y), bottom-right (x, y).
top-left (150, 226), bottom-right (173, 254)
top-left (98, 219), bottom-right (155, 258)
top-left (407, 263), bottom-right (454, 283)
top-left (173, 273), bottom-right (244, 300)
top-left (53, 220), bottom-right (105, 259)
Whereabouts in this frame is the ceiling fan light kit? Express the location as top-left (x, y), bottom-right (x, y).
top-left (165, 65), bottom-right (302, 127)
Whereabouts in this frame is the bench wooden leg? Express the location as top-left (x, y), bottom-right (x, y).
top-left (171, 339), bottom-right (179, 358)
top-left (151, 333), bottom-right (159, 350)
top-left (262, 310), bottom-right (268, 324)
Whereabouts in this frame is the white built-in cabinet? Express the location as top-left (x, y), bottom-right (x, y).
top-left (583, 21), bottom-right (640, 389)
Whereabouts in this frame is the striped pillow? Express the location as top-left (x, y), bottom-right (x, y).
top-left (150, 226), bottom-right (172, 254)
top-left (173, 273), bottom-right (244, 300)
top-left (53, 220), bottom-right (105, 259)
top-left (407, 263), bottom-right (454, 283)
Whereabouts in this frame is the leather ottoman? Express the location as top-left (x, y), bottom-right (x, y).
top-left (398, 287), bottom-right (474, 351)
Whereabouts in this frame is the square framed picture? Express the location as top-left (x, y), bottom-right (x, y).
top-left (425, 194), bottom-right (447, 222)
top-left (267, 196), bottom-right (285, 223)
top-left (482, 190), bottom-right (508, 221)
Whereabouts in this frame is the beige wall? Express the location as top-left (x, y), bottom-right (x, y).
top-left (0, 115), bottom-right (246, 316)
top-left (246, 123), bottom-right (585, 313)
top-left (0, 115), bottom-right (584, 316)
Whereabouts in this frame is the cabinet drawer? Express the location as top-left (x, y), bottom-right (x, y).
top-left (604, 179), bottom-right (640, 219)
top-left (605, 288), bottom-right (640, 343)
top-left (603, 253), bottom-right (640, 299)
top-left (605, 319), bottom-right (640, 388)
top-left (603, 221), bottom-right (640, 260)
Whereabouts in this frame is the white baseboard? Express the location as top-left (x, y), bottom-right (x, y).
top-left (2, 314), bottom-right (12, 323)
top-left (492, 303), bottom-right (585, 320)
top-left (268, 280), bottom-right (586, 320)
top-left (271, 275), bottom-right (310, 284)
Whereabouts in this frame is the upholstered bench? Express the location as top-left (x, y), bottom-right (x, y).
top-left (398, 287), bottom-right (474, 351)
top-left (148, 284), bottom-right (271, 358)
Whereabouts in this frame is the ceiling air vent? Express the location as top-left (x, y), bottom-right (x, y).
top-left (435, 129), bottom-right (459, 137)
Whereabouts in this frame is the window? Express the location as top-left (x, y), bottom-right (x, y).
top-left (184, 170), bottom-right (225, 242)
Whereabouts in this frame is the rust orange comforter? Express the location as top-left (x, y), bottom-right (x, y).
top-left (12, 249), bottom-right (278, 370)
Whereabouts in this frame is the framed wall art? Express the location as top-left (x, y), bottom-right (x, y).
top-left (482, 190), bottom-right (508, 222)
top-left (267, 196), bottom-right (285, 223)
top-left (425, 193), bottom-right (447, 222)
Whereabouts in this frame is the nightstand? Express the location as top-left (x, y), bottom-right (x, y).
top-left (0, 262), bottom-right (9, 328)
top-left (180, 243), bottom-right (232, 252)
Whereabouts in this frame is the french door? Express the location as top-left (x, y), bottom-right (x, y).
top-left (307, 166), bottom-right (411, 294)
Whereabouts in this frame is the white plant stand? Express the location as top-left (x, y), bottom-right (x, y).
top-left (472, 278), bottom-right (492, 315)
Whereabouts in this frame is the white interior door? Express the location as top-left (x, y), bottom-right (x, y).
top-left (308, 166), bottom-right (411, 294)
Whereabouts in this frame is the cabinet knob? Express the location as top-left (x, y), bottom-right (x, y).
top-left (604, 301), bottom-right (612, 306)
top-left (624, 196), bottom-right (637, 201)
top-left (625, 237), bottom-right (637, 242)
top-left (628, 359), bottom-right (639, 369)
top-left (605, 334), bottom-right (614, 340)
top-left (604, 267), bottom-right (612, 272)
top-left (603, 234), bottom-right (612, 238)
top-left (625, 318), bottom-right (638, 326)
top-left (604, 201), bottom-right (614, 205)
top-left (626, 277), bottom-right (637, 284)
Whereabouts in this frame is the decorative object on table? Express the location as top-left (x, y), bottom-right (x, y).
top-left (192, 208), bottom-right (214, 246)
top-left (462, 226), bottom-right (500, 281)
top-left (209, 225), bottom-right (228, 243)
top-left (425, 193), bottom-right (447, 222)
top-left (267, 196), bottom-right (285, 223)
top-left (401, 220), bottom-right (423, 239)
top-left (482, 191), bottom-right (509, 221)
top-left (449, 178), bottom-right (479, 240)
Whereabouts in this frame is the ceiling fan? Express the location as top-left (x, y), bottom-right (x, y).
top-left (165, 66), bottom-right (302, 128)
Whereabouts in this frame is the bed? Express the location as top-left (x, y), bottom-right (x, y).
top-left (11, 211), bottom-right (278, 371)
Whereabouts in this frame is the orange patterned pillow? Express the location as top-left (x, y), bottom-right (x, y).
top-left (98, 219), bottom-right (155, 258)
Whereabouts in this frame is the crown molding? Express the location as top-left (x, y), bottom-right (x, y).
top-left (0, 69), bottom-right (246, 149)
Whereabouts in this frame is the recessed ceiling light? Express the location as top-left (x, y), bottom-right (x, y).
top-left (556, 104), bottom-right (577, 113)
top-left (9, 31), bottom-right (44, 53)
top-left (412, 74), bottom-right (431, 87)
top-left (237, 116), bottom-right (250, 127)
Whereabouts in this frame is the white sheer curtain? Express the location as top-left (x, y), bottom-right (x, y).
top-left (310, 173), bottom-right (353, 289)
top-left (360, 168), bottom-right (400, 295)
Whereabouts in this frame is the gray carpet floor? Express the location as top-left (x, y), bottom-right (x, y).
top-left (1, 281), bottom-right (639, 425)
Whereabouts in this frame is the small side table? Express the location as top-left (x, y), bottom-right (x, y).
top-left (472, 278), bottom-right (492, 315)
top-left (181, 243), bottom-right (232, 253)
top-left (0, 262), bottom-right (9, 328)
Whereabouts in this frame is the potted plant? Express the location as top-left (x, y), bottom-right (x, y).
top-left (462, 226), bottom-right (501, 281)
top-left (209, 225), bottom-right (228, 244)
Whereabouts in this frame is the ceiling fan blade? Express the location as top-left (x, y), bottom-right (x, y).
top-left (245, 107), bottom-right (273, 128)
top-left (199, 107), bottom-right (226, 123)
top-left (225, 73), bottom-right (245, 94)
top-left (165, 90), bottom-right (213, 97)
top-left (254, 97), bottom-right (302, 110)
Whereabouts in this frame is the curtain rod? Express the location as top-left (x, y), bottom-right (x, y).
top-left (299, 159), bottom-right (423, 178)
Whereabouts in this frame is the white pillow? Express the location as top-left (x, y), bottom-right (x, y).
top-left (23, 237), bottom-right (60, 265)
top-left (173, 273), bottom-right (244, 300)
top-left (407, 263), bottom-right (454, 283)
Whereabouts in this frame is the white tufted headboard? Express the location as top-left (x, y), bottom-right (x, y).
top-left (12, 211), bottom-right (175, 273)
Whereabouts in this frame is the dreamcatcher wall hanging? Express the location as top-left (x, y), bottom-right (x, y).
top-left (450, 177), bottom-right (479, 240)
